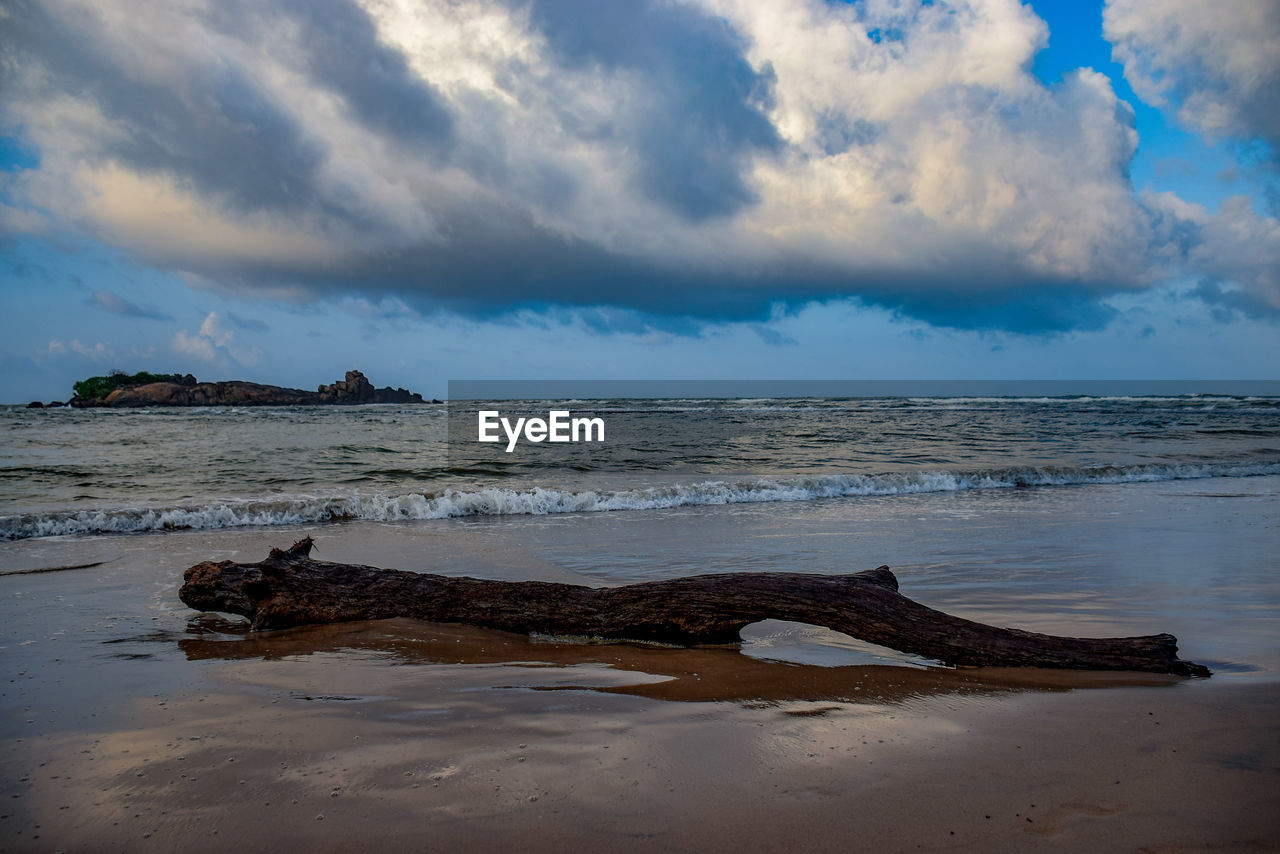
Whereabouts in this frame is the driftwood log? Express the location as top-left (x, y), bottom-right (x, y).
top-left (179, 538), bottom-right (1210, 677)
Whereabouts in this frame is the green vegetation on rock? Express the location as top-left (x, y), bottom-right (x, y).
top-left (72, 370), bottom-right (192, 401)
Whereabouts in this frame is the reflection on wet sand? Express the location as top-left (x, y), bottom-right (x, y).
top-left (174, 616), bottom-right (1181, 706)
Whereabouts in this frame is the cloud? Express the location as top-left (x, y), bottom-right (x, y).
top-left (751, 324), bottom-right (797, 347)
top-left (1141, 190), bottom-right (1280, 319)
top-left (198, 312), bottom-right (235, 348)
top-left (46, 338), bottom-right (117, 362)
top-left (90, 289), bottom-right (173, 320)
top-left (72, 340), bottom-right (112, 360)
top-left (1, 0), bottom-right (1276, 334)
top-left (226, 313), bottom-right (271, 333)
top-left (172, 330), bottom-right (216, 362)
top-left (1147, 194), bottom-right (1280, 320)
top-left (1104, 0), bottom-right (1280, 158)
top-left (171, 312), bottom-right (261, 364)
top-left (514, 0), bottom-right (783, 219)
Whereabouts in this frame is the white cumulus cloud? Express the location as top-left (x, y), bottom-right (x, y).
top-left (1104, 0), bottom-right (1280, 152)
top-left (172, 312), bottom-right (260, 365)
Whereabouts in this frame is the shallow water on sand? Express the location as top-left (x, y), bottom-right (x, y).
top-left (3, 473), bottom-right (1277, 704)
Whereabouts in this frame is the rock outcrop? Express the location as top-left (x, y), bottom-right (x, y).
top-left (69, 370), bottom-right (426, 407)
top-left (95, 380), bottom-right (319, 407)
top-left (316, 370), bottom-right (424, 404)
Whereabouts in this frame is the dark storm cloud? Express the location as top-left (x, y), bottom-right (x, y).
top-left (515, 0), bottom-right (782, 219)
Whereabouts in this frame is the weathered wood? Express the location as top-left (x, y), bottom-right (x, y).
top-left (179, 538), bottom-right (1210, 677)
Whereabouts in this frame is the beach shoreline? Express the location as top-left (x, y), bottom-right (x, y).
top-left (3, 475), bottom-right (1279, 851)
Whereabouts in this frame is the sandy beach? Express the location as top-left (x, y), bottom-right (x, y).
top-left (4, 475), bottom-right (1279, 852)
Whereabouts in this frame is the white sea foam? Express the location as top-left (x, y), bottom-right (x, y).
top-left (3, 461), bottom-right (1279, 540)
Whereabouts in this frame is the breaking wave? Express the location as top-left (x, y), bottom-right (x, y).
top-left (4, 460), bottom-right (1279, 541)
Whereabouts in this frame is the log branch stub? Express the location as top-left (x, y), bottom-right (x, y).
top-left (179, 545), bottom-right (1210, 677)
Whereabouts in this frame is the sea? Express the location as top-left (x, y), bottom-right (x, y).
top-left (1, 393), bottom-right (1279, 676)
top-left (3, 394), bottom-right (1279, 540)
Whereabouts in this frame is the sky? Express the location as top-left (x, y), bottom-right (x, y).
top-left (0, 0), bottom-right (1277, 402)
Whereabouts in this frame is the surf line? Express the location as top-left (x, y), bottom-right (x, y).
top-left (477, 410), bottom-right (605, 453)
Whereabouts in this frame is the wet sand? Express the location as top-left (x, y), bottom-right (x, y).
top-left (3, 478), bottom-right (1279, 851)
top-left (5, 624), bottom-right (1278, 852)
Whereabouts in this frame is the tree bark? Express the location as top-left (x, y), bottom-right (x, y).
top-left (179, 538), bottom-right (1210, 677)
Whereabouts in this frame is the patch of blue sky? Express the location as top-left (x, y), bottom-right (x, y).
top-left (0, 135), bottom-right (39, 172)
top-left (1027, 0), bottom-right (1270, 215)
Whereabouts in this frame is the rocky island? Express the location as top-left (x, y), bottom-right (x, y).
top-left (50, 369), bottom-right (432, 407)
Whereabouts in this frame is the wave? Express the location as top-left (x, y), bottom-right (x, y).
top-left (4, 460), bottom-right (1279, 541)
